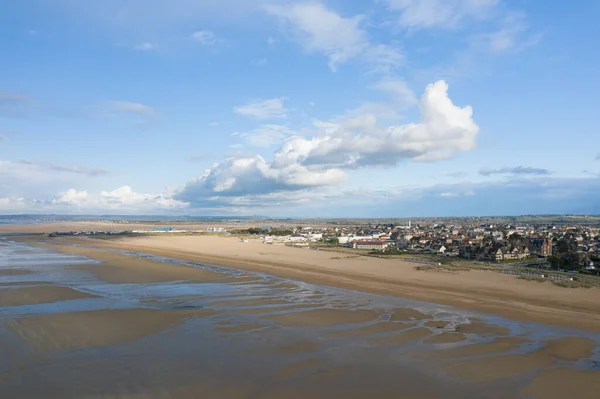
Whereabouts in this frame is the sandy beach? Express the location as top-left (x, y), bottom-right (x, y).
top-left (49, 234), bottom-right (600, 333)
top-left (1, 234), bottom-right (600, 398)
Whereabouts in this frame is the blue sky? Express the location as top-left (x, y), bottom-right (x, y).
top-left (1, 0), bottom-right (599, 216)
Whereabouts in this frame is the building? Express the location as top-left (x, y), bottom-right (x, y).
top-left (529, 238), bottom-right (552, 257)
top-left (492, 246), bottom-right (530, 261)
top-left (352, 240), bottom-right (389, 251)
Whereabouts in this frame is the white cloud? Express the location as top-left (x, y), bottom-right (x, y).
top-left (385, 0), bottom-right (500, 29)
top-left (13, 160), bottom-right (109, 177)
top-left (178, 80), bottom-right (478, 208)
top-left (233, 125), bottom-right (295, 147)
top-left (234, 98), bottom-right (289, 119)
top-left (176, 154), bottom-right (345, 207)
top-left (0, 91), bottom-right (29, 117)
top-left (339, 78), bottom-right (417, 122)
top-left (110, 101), bottom-right (157, 115)
top-left (253, 58), bottom-right (268, 67)
top-left (62, 0), bottom-right (274, 31)
top-left (134, 42), bottom-right (155, 51)
top-left (191, 30), bottom-right (226, 46)
top-left (265, 1), bottom-right (403, 73)
top-left (0, 158), bottom-right (109, 199)
top-left (265, 2), bottom-right (368, 71)
top-left (439, 192), bottom-right (458, 197)
top-left (471, 13), bottom-right (541, 52)
top-left (269, 80), bottom-right (478, 170)
top-left (0, 92), bottom-right (28, 102)
top-left (364, 44), bottom-right (405, 75)
top-left (0, 197), bottom-right (27, 212)
top-left (53, 186), bottom-right (187, 212)
top-left (479, 166), bottom-right (551, 176)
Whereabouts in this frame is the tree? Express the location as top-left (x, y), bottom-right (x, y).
top-left (509, 232), bottom-right (522, 241)
top-left (555, 239), bottom-right (574, 254)
top-left (547, 255), bottom-right (560, 270)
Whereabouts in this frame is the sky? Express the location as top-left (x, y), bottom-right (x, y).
top-left (1, 0), bottom-right (599, 217)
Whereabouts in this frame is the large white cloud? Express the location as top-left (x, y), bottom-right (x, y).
top-left (176, 154), bottom-right (345, 206)
top-left (178, 80), bottom-right (478, 207)
top-left (273, 80), bottom-right (478, 168)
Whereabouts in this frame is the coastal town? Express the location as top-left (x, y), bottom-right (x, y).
top-left (255, 220), bottom-right (598, 272)
top-left (41, 216), bottom-right (600, 274)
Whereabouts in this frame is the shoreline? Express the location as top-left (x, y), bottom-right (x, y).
top-left (30, 235), bottom-right (600, 334)
top-left (2, 236), bottom-right (600, 398)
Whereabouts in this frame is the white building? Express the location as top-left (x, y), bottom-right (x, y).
top-left (352, 240), bottom-right (390, 251)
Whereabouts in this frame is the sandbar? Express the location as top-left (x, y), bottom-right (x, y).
top-left (51, 245), bottom-right (227, 283)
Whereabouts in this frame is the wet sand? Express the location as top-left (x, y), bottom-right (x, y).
top-left (444, 337), bottom-right (598, 381)
top-left (0, 269), bottom-right (32, 276)
top-left (1, 238), bottom-right (600, 398)
top-left (522, 368), bottom-right (600, 399)
top-left (264, 308), bottom-right (378, 327)
top-left (414, 337), bottom-right (529, 359)
top-left (51, 245), bottom-right (228, 283)
top-left (7, 308), bottom-right (213, 352)
top-left (389, 307), bottom-right (433, 321)
top-left (0, 285), bottom-right (98, 306)
top-left (323, 321), bottom-right (412, 338)
top-left (424, 331), bottom-right (467, 344)
top-left (371, 327), bottom-right (432, 345)
top-left (275, 341), bottom-right (321, 355)
top-left (47, 234), bottom-right (600, 333)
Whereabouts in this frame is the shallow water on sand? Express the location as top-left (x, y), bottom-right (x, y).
top-left (1, 239), bottom-right (599, 399)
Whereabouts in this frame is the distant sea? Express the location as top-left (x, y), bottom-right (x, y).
top-left (0, 215), bottom-right (270, 224)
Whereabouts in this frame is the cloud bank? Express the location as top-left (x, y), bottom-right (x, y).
top-left (479, 166), bottom-right (551, 176)
top-left (178, 80), bottom-right (479, 207)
